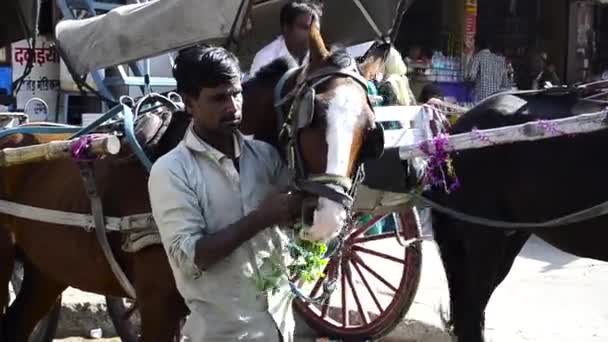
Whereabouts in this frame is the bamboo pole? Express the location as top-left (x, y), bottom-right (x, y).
top-left (399, 110), bottom-right (608, 160)
top-left (0, 135), bottom-right (121, 167)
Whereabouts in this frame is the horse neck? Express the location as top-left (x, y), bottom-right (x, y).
top-left (241, 83), bottom-right (281, 150)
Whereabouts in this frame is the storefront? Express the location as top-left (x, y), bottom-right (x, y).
top-left (395, 0), bottom-right (477, 107)
top-left (394, 0), bottom-right (598, 104)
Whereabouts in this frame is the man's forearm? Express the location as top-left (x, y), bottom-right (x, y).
top-left (193, 210), bottom-right (270, 270)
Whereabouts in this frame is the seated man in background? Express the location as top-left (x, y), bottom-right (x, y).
top-left (248, 0), bottom-right (323, 76)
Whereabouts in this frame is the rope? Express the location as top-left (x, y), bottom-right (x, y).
top-left (410, 192), bottom-right (608, 230)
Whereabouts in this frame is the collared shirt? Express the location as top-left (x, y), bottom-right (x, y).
top-left (466, 49), bottom-right (510, 103)
top-left (249, 36), bottom-right (301, 77)
top-left (148, 124), bottom-right (296, 342)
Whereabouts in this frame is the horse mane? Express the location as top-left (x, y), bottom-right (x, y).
top-left (243, 46), bottom-right (353, 90)
top-left (326, 48), bottom-right (354, 69)
top-left (244, 57), bottom-right (297, 88)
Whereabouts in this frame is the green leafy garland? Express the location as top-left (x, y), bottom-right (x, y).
top-left (252, 223), bottom-right (328, 295)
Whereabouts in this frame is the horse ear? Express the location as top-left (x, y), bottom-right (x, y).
top-left (359, 42), bottom-right (391, 80)
top-left (308, 17), bottom-right (329, 67)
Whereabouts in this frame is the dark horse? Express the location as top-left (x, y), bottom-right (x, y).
top-left (428, 88), bottom-right (608, 341)
top-left (0, 27), bottom-right (389, 341)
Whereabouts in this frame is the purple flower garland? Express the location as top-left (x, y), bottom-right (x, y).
top-left (536, 119), bottom-right (571, 137)
top-left (417, 119), bottom-right (574, 194)
top-left (71, 135), bottom-right (96, 162)
top-left (472, 127), bottom-right (497, 145)
top-left (417, 133), bottom-right (460, 193)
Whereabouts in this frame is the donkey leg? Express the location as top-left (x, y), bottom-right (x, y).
top-left (134, 247), bottom-right (188, 342)
top-left (0, 228), bottom-right (15, 341)
top-left (483, 232), bottom-right (530, 309)
top-left (0, 230), bottom-right (14, 314)
top-left (138, 288), bottom-right (187, 342)
top-left (436, 226), bottom-right (528, 342)
top-left (3, 261), bottom-right (66, 342)
top-left (432, 215), bottom-right (474, 339)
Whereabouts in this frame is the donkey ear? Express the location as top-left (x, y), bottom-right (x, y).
top-left (359, 42), bottom-right (391, 80)
top-left (308, 17), bottom-right (329, 67)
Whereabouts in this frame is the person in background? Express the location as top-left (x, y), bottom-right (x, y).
top-left (248, 0), bottom-right (322, 77)
top-left (377, 47), bottom-right (416, 106)
top-left (516, 48), bottom-right (545, 90)
top-left (466, 37), bottom-right (510, 103)
top-left (534, 59), bottom-right (561, 89)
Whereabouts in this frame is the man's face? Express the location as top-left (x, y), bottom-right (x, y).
top-left (187, 79), bottom-right (243, 135)
top-left (283, 13), bottom-right (313, 58)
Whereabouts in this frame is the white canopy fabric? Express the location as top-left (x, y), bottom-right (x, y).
top-left (55, 0), bottom-right (248, 75)
top-left (55, 0), bottom-right (413, 75)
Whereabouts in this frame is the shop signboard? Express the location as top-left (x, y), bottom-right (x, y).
top-left (11, 35), bottom-right (60, 121)
top-left (463, 0), bottom-right (477, 60)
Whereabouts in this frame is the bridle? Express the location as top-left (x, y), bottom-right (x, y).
top-left (272, 54), bottom-right (384, 303)
top-left (274, 55), bottom-right (383, 223)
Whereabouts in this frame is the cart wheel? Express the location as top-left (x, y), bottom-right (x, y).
top-left (10, 261), bottom-right (61, 342)
top-left (294, 208), bottom-right (422, 340)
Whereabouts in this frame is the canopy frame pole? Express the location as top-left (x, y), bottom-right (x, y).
top-left (351, 0), bottom-right (383, 38)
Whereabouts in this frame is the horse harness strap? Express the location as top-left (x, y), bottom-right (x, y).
top-left (297, 180), bottom-right (353, 208)
top-left (275, 58), bottom-right (371, 208)
top-left (79, 162), bottom-right (138, 299)
top-left (0, 199), bottom-right (153, 231)
top-left (410, 192), bottom-right (608, 231)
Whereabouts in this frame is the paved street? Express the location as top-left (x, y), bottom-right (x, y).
top-left (52, 233), bottom-right (608, 342)
top-left (398, 235), bottom-right (608, 342)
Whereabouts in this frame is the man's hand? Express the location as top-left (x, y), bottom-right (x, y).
top-left (256, 190), bottom-right (304, 227)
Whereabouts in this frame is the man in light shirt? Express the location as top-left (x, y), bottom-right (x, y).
top-left (249, 0), bottom-right (323, 76)
top-left (148, 44), bottom-right (304, 341)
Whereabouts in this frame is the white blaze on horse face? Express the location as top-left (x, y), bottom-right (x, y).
top-left (302, 83), bottom-right (365, 241)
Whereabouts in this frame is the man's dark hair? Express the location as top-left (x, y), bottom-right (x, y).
top-left (476, 36), bottom-right (491, 51)
top-left (172, 44), bottom-right (241, 98)
top-left (280, 0), bottom-right (323, 30)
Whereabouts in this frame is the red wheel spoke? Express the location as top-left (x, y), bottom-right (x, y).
top-left (350, 214), bottom-right (390, 238)
top-left (320, 295), bottom-right (330, 318)
top-left (351, 252), bottom-right (397, 293)
top-left (340, 261), bottom-right (348, 327)
top-left (309, 259), bottom-right (337, 299)
top-left (292, 209), bottom-right (423, 339)
top-left (344, 261), bottom-right (369, 325)
top-left (351, 232), bottom-right (395, 244)
top-left (352, 245), bottom-right (406, 264)
top-left (351, 260), bottom-right (383, 313)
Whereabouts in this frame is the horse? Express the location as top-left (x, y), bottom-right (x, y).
top-left (427, 88), bottom-right (608, 342)
top-left (0, 27), bottom-right (390, 342)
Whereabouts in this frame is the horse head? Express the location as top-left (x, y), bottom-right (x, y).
top-left (275, 21), bottom-right (390, 241)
